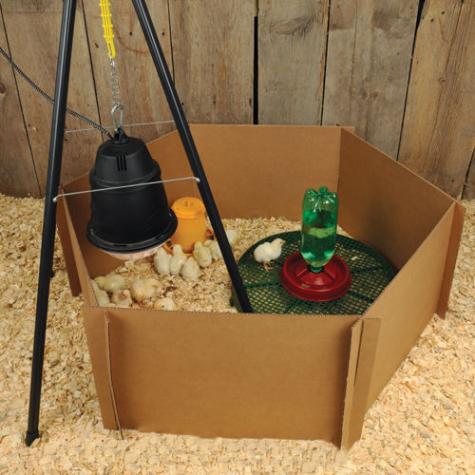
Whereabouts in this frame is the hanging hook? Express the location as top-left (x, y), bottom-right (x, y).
top-left (111, 103), bottom-right (124, 132)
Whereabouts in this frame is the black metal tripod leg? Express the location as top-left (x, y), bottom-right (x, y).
top-left (131, 0), bottom-right (253, 313)
top-left (25, 0), bottom-right (77, 446)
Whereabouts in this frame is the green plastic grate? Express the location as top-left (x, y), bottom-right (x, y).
top-left (235, 231), bottom-right (397, 315)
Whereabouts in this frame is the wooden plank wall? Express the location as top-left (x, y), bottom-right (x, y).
top-left (169, 0), bottom-right (255, 124)
top-left (398, 0), bottom-right (475, 198)
top-left (0, 0), bottom-right (473, 199)
top-left (322, 1), bottom-right (418, 158)
top-left (258, 0), bottom-right (329, 124)
top-left (1, 0), bottom-right (102, 195)
top-left (0, 4), bottom-right (39, 196)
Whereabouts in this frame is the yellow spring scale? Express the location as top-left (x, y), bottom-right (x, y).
top-left (99, 0), bottom-right (116, 60)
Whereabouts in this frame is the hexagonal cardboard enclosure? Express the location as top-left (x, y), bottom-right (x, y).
top-left (57, 125), bottom-right (464, 448)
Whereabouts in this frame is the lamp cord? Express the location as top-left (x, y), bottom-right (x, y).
top-left (0, 45), bottom-right (113, 139)
top-left (0, 45), bottom-right (176, 137)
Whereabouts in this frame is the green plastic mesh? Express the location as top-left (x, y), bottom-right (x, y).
top-left (235, 231), bottom-right (397, 315)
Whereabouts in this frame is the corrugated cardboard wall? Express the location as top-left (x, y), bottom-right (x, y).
top-left (0, 0), bottom-right (473, 198)
top-left (82, 307), bottom-right (358, 444)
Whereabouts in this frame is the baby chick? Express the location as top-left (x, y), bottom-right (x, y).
top-left (180, 256), bottom-right (201, 282)
top-left (193, 242), bottom-right (213, 268)
top-left (226, 229), bottom-right (239, 247)
top-left (253, 238), bottom-right (286, 270)
top-left (131, 278), bottom-right (160, 302)
top-left (154, 297), bottom-right (176, 311)
top-left (95, 273), bottom-right (125, 293)
top-left (91, 280), bottom-right (110, 307)
top-left (111, 289), bottom-right (133, 308)
top-left (170, 244), bottom-right (187, 275)
top-left (154, 247), bottom-right (172, 276)
top-left (203, 229), bottom-right (239, 261)
top-left (204, 239), bottom-right (221, 261)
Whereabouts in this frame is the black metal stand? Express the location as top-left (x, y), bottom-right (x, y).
top-left (25, 0), bottom-right (77, 446)
top-left (26, 0), bottom-right (252, 446)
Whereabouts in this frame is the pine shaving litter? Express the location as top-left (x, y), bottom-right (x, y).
top-left (0, 194), bottom-right (473, 473)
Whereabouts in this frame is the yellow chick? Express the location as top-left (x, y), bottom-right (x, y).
top-left (131, 278), bottom-right (160, 302)
top-left (154, 297), bottom-right (176, 311)
top-left (170, 244), bottom-right (187, 275)
top-left (111, 289), bottom-right (133, 308)
top-left (180, 256), bottom-right (201, 282)
top-left (253, 238), bottom-right (286, 269)
top-left (203, 229), bottom-right (239, 261)
top-left (91, 280), bottom-right (110, 307)
top-left (204, 239), bottom-right (221, 261)
top-left (154, 247), bottom-right (171, 275)
top-left (95, 273), bottom-right (125, 293)
top-left (193, 241), bottom-right (213, 268)
top-left (226, 229), bottom-right (239, 247)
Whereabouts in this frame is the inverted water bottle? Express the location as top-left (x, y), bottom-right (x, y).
top-left (301, 186), bottom-right (338, 272)
top-left (281, 186), bottom-right (351, 302)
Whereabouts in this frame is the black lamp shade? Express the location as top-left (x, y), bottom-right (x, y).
top-left (87, 129), bottom-right (177, 254)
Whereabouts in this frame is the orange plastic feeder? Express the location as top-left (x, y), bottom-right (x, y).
top-left (171, 197), bottom-right (208, 252)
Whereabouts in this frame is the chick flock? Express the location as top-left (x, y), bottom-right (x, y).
top-left (92, 229), bottom-right (287, 312)
top-left (91, 229), bottom-right (243, 311)
top-left (90, 220), bottom-right (348, 312)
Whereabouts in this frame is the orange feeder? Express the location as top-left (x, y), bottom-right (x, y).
top-left (171, 197), bottom-right (209, 252)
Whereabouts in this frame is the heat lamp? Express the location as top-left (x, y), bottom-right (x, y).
top-left (87, 128), bottom-right (177, 260)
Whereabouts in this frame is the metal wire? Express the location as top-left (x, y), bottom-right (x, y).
top-left (0, 45), bottom-right (113, 139)
top-left (65, 119), bottom-right (176, 135)
top-left (52, 176), bottom-right (200, 202)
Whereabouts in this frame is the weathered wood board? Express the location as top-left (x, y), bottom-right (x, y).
top-left (0, 5), bottom-right (39, 197)
top-left (399, 0), bottom-right (475, 198)
top-left (1, 0), bottom-right (102, 193)
top-left (322, 0), bottom-right (419, 158)
top-left (168, 0), bottom-right (255, 124)
top-left (258, 0), bottom-right (329, 125)
top-left (462, 149), bottom-right (475, 200)
top-left (0, 0), bottom-right (474, 199)
top-left (82, 0), bottom-right (175, 144)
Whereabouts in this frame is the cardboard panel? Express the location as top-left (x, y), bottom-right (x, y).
top-left (338, 129), bottom-right (454, 268)
top-left (63, 176), bottom-right (122, 279)
top-left (341, 318), bottom-right (380, 447)
top-left (60, 191), bottom-right (95, 305)
top-left (56, 194), bottom-right (81, 297)
top-left (83, 306), bottom-right (358, 444)
top-left (148, 125), bottom-right (342, 220)
top-left (53, 125), bottom-right (462, 446)
top-left (341, 321), bottom-right (362, 446)
top-left (365, 205), bottom-right (455, 405)
top-left (82, 307), bottom-right (117, 427)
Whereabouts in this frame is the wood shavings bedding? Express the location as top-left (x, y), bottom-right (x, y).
top-left (0, 193), bottom-right (474, 473)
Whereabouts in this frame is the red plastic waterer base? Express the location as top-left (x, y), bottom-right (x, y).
top-left (281, 252), bottom-right (352, 302)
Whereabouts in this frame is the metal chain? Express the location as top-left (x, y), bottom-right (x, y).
top-left (110, 59), bottom-right (124, 131)
top-left (110, 59), bottom-right (121, 107)
top-left (0, 45), bottom-right (113, 139)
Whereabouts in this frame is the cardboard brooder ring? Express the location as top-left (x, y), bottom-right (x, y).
top-left (57, 125), bottom-right (464, 448)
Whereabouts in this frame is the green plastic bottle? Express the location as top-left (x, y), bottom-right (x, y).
top-left (301, 186), bottom-right (338, 273)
